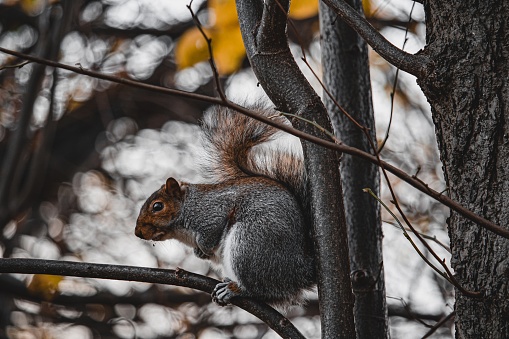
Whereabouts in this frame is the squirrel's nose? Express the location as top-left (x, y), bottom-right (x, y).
top-left (134, 226), bottom-right (145, 239)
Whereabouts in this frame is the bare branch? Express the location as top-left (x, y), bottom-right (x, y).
top-left (388, 304), bottom-right (446, 323)
top-left (0, 258), bottom-right (305, 339)
top-left (366, 188), bottom-right (481, 298)
top-left (0, 47), bottom-right (507, 240)
top-left (422, 311), bottom-right (455, 338)
top-left (384, 221), bottom-right (451, 253)
top-left (0, 60), bottom-right (30, 70)
top-left (321, 0), bottom-right (429, 78)
top-left (186, 2), bottom-right (227, 101)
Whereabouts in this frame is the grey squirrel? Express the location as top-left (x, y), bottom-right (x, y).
top-left (134, 106), bottom-right (316, 307)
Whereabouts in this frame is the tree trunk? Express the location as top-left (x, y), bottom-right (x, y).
top-left (420, 1), bottom-right (509, 337)
top-left (320, 1), bottom-right (387, 338)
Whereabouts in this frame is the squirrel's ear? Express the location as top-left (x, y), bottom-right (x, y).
top-left (165, 177), bottom-right (184, 197)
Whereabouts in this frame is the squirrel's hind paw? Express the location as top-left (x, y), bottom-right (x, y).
top-left (212, 278), bottom-right (241, 306)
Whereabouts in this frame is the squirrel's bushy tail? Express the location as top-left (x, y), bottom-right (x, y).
top-left (201, 105), bottom-right (306, 201)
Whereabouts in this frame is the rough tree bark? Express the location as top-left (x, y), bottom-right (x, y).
top-left (323, 0), bottom-right (509, 337)
top-left (320, 1), bottom-right (387, 337)
top-left (419, 0), bottom-right (509, 337)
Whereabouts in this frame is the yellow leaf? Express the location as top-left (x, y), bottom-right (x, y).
top-left (20, 0), bottom-right (45, 16)
top-left (66, 99), bottom-right (84, 112)
top-left (212, 25), bottom-right (245, 74)
top-left (175, 23), bottom-right (246, 74)
top-left (209, 0), bottom-right (238, 28)
top-left (175, 27), bottom-right (212, 70)
top-left (177, 0), bottom-right (270, 74)
top-left (362, 0), bottom-right (373, 17)
top-left (289, 0), bottom-right (319, 20)
top-left (28, 274), bottom-right (64, 301)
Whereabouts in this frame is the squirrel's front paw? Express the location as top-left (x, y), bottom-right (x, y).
top-left (212, 278), bottom-right (241, 306)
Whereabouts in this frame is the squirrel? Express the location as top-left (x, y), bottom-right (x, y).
top-left (134, 105), bottom-right (316, 308)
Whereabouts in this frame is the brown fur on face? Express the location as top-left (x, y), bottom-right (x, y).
top-left (135, 178), bottom-right (186, 241)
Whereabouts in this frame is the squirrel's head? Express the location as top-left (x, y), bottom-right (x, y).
top-left (134, 177), bottom-right (187, 241)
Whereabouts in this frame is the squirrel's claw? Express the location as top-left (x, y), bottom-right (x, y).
top-left (212, 278), bottom-right (240, 306)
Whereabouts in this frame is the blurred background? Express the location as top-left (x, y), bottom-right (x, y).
top-left (0, 0), bottom-right (452, 338)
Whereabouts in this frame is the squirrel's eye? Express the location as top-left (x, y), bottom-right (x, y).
top-left (152, 202), bottom-right (164, 212)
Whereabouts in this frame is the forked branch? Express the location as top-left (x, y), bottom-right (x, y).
top-left (322, 0), bottom-right (429, 78)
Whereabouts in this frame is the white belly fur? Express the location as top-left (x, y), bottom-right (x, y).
top-left (219, 222), bottom-right (239, 283)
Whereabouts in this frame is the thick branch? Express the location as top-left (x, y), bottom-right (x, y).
top-left (321, 0), bottom-right (429, 78)
top-left (0, 47), bottom-right (506, 239)
top-left (236, 1), bottom-right (356, 338)
top-left (0, 258), bottom-right (305, 339)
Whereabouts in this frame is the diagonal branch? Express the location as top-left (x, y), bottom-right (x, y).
top-left (186, 2), bottom-right (226, 101)
top-left (321, 0), bottom-right (429, 78)
top-left (0, 47), bottom-right (507, 240)
top-left (422, 311), bottom-right (455, 338)
top-left (0, 258), bottom-right (305, 339)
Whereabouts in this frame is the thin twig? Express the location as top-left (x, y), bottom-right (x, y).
top-left (384, 220), bottom-right (451, 253)
top-left (0, 60), bottom-right (30, 70)
top-left (301, 56), bottom-right (366, 131)
top-left (365, 188), bottom-right (481, 298)
top-left (387, 296), bottom-right (433, 327)
top-left (378, 1), bottom-right (416, 153)
top-left (280, 112), bottom-right (339, 143)
top-left (186, 1), bottom-right (227, 101)
top-left (421, 311), bottom-right (455, 339)
top-left (366, 189), bottom-right (460, 286)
